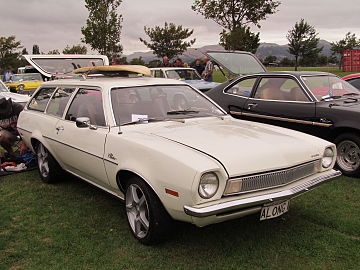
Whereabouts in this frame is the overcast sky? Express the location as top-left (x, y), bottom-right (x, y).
top-left (1, 0), bottom-right (359, 55)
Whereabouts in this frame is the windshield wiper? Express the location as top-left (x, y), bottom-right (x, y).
top-left (167, 109), bottom-right (200, 115)
top-left (121, 117), bottom-right (184, 126)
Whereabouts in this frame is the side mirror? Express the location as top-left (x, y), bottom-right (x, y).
top-left (76, 117), bottom-right (91, 128)
top-left (76, 117), bottom-right (98, 130)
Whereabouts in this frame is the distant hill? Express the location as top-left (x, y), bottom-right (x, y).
top-left (126, 40), bottom-right (333, 63)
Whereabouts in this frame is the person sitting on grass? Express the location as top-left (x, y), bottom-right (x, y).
top-left (0, 98), bottom-right (27, 158)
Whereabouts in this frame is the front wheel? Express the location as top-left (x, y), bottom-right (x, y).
top-left (36, 143), bottom-right (64, 183)
top-left (125, 177), bottom-right (172, 245)
top-left (334, 133), bottom-right (360, 177)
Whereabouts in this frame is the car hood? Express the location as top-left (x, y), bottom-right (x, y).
top-left (145, 117), bottom-right (326, 177)
top-left (0, 92), bottom-right (31, 104)
top-left (184, 80), bottom-right (221, 90)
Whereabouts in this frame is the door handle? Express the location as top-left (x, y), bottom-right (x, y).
top-left (247, 103), bottom-right (258, 110)
top-left (55, 126), bottom-right (64, 134)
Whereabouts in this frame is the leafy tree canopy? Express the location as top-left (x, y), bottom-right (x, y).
top-left (63, 45), bottom-right (88, 54)
top-left (32, 44), bottom-right (40, 54)
top-left (331, 32), bottom-right (360, 68)
top-left (139, 22), bottom-right (196, 59)
top-left (81, 0), bottom-right (123, 58)
top-left (129, 57), bottom-right (145, 65)
top-left (287, 19), bottom-right (322, 70)
top-left (219, 26), bottom-right (260, 53)
top-left (48, 49), bottom-right (60, 55)
top-left (0, 36), bottom-right (22, 72)
top-left (192, 0), bottom-right (280, 30)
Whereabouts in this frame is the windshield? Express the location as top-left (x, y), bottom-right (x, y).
top-left (111, 85), bottom-right (225, 125)
top-left (0, 81), bottom-right (8, 92)
top-left (302, 75), bottom-right (360, 100)
top-left (206, 51), bottom-right (266, 75)
top-left (10, 73), bottom-right (43, 82)
top-left (30, 57), bottom-right (106, 74)
top-left (165, 69), bottom-right (202, 80)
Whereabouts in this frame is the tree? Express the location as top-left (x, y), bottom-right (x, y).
top-left (81, 0), bottom-right (123, 58)
top-left (21, 48), bottom-right (28, 55)
top-left (192, 0), bottom-right (280, 52)
top-left (219, 26), bottom-right (260, 53)
top-left (48, 49), bottom-right (60, 55)
top-left (32, 44), bottom-right (40, 54)
top-left (263, 55), bottom-right (277, 66)
top-left (287, 19), bottom-right (322, 71)
top-left (0, 36), bottom-right (22, 72)
top-left (63, 45), bottom-right (88, 54)
top-left (331, 32), bottom-right (360, 69)
top-left (129, 57), bottom-right (145, 65)
top-left (139, 22), bottom-right (196, 59)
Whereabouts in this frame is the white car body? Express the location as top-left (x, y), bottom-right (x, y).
top-left (0, 80), bottom-right (31, 104)
top-left (150, 67), bottom-right (220, 92)
top-left (17, 68), bottom-right (340, 244)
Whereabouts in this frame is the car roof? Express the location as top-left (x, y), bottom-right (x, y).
top-left (241, 71), bottom-right (334, 77)
top-left (342, 73), bottom-right (360, 80)
top-left (39, 76), bottom-right (188, 89)
top-left (150, 67), bottom-right (196, 71)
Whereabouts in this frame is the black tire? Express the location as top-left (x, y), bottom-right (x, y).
top-left (36, 143), bottom-right (64, 183)
top-left (334, 133), bottom-right (360, 177)
top-left (124, 177), bottom-right (172, 245)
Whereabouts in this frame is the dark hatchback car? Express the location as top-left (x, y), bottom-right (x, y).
top-left (343, 73), bottom-right (360, 90)
top-left (206, 51), bottom-right (360, 177)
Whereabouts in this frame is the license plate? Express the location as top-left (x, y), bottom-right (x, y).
top-left (260, 200), bottom-right (290, 221)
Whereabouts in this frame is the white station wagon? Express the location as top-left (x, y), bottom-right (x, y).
top-left (17, 64), bottom-right (341, 244)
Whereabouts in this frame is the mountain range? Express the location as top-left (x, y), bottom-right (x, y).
top-left (126, 40), bottom-right (333, 63)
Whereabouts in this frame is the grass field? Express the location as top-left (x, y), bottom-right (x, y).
top-left (1, 170), bottom-right (359, 270)
top-left (1, 66), bottom-right (360, 269)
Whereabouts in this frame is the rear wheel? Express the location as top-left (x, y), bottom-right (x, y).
top-left (125, 177), bottom-right (172, 245)
top-left (334, 133), bottom-right (360, 177)
top-left (36, 143), bottom-right (64, 183)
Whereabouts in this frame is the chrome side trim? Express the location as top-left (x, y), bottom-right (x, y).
top-left (230, 110), bottom-right (332, 127)
top-left (184, 170), bottom-right (341, 218)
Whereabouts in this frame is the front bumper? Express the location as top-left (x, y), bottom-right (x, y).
top-left (184, 170), bottom-right (341, 218)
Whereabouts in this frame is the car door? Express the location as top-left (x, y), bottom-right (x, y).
top-left (51, 87), bottom-right (110, 187)
top-left (221, 76), bottom-right (259, 113)
top-left (239, 76), bottom-right (324, 135)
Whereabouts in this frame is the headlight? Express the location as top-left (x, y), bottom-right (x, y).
top-left (322, 147), bottom-right (334, 168)
top-left (198, 172), bottom-right (219, 199)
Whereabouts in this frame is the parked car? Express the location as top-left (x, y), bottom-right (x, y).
top-left (342, 73), bottom-right (360, 90)
top-left (17, 61), bottom-right (340, 244)
top-left (0, 79), bottom-right (31, 105)
top-left (205, 50), bottom-right (360, 177)
top-left (150, 67), bottom-right (220, 92)
top-left (5, 73), bottom-right (43, 92)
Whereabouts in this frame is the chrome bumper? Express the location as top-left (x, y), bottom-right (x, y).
top-left (184, 170), bottom-right (341, 218)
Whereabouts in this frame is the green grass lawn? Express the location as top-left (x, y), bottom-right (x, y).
top-left (1, 171), bottom-right (359, 270)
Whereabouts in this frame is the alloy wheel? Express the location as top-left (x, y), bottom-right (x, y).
top-left (337, 140), bottom-right (360, 172)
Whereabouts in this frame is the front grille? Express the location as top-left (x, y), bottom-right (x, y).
top-left (225, 160), bottom-right (320, 195)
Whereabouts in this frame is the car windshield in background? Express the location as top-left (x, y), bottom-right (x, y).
top-left (206, 51), bottom-right (266, 75)
top-left (165, 69), bottom-right (202, 80)
top-left (10, 73), bottom-right (43, 82)
top-left (302, 75), bottom-right (360, 100)
top-left (111, 85), bottom-right (224, 125)
top-left (30, 57), bottom-right (106, 75)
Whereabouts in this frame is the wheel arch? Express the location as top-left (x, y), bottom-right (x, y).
top-left (330, 126), bottom-right (360, 141)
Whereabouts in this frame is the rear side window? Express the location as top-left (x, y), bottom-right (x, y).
top-left (65, 88), bottom-right (106, 126)
top-left (46, 87), bottom-right (76, 117)
top-left (28, 87), bottom-right (56, 112)
top-left (226, 77), bottom-right (257, 97)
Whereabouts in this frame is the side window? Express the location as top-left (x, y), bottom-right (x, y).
top-left (226, 78), bottom-right (257, 97)
top-left (46, 87), bottom-right (76, 117)
top-left (28, 87), bottom-right (56, 112)
top-left (349, 78), bottom-right (360, 90)
top-left (154, 70), bottom-right (165, 78)
top-left (254, 77), bottom-right (309, 101)
top-left (65, 89), bottom-right (106, 126)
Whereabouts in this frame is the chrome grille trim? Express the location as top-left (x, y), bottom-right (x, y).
top-left (224, 160), bottom-right (321, 196)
